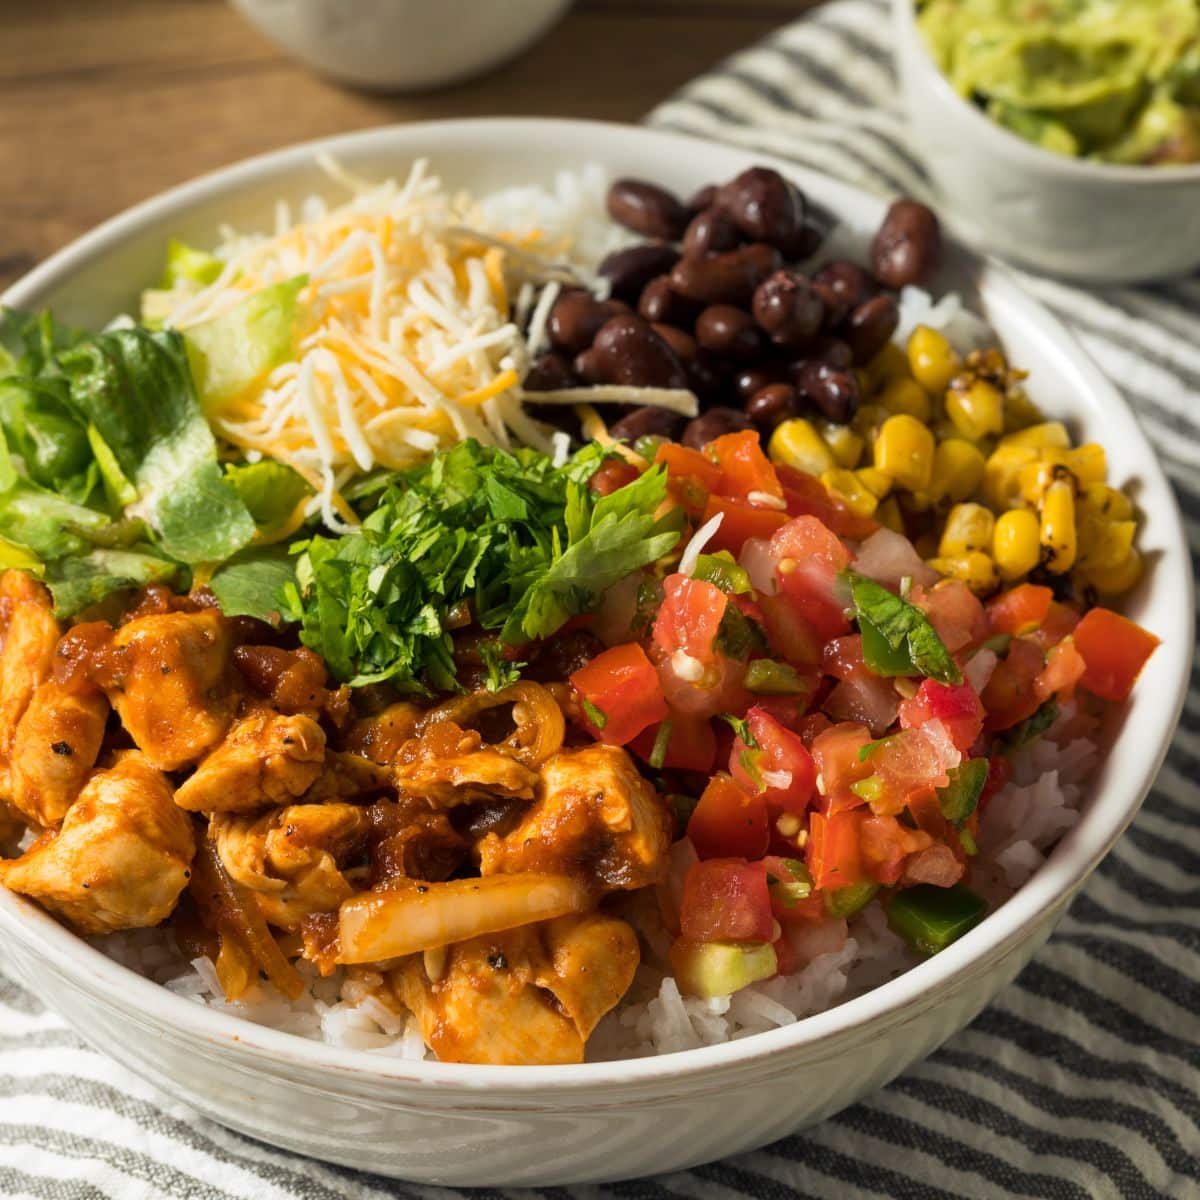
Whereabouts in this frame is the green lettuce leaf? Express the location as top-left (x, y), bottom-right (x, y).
top-left (225, 460), bottom-right (311, 542)
top-left (206, 545), bottom-right (296, 624)
top-left (43, 547), bottom-right (180, 619)
top-left (159, 240), bottom-right (223, 290)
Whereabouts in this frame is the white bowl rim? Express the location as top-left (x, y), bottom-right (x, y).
top-left (0, 116), bottom-right (1191, 1095)
top-left (893, 0), bottom-right (1200, 184)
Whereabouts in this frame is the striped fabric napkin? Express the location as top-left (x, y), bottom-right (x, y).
top-left (1, 1), bottom-right (1196, 1196)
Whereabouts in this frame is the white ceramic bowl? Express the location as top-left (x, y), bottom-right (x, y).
top-left (230, 0), bottom-right (573, 92)
top-left (0, 119), bottom-right (1191, 1187)
top-left (892, 0), bottom-right (1200, 283)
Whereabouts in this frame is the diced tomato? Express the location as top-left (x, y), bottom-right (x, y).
top-left (570, 642), bottom-right (667, 745)
top-left (589, 459), bottom-right (640, 496)
top-left (653, 575), bottom-right (728, 661)
top-left (911, 579), bottom-right (987, 653)
top-left (774, 932), bottom-right (799, 975)
top-left (702, 494), bottom-right (789, 555)
top-left (811, 722), bottom-right (874, 794)
top-left (1035, 636), bottom-right (1087, 702)
top-left (807, 808), bottom-right (867, 890)
top-left (754, 693), bottom-right (817, 732)
top-left (824, 674), bottom-right (901, 736)
top-left (707, 429), bottom-right (783, 501)
top-left (777, 465), bottom-right (879, 540)
top-left (898, 679), bottom-right (984, 752)
top-left (822, 635), bottom-right (865, 680)
top-left (978, 754), bottom-right (1011, 814)
top-left (1072, 607), bottom-right (1160, 702)
top-left (655, 442), bottom-right (724, 492)
top-left (860, 814), bottom-right (933, 886)
top-left (869, 725), bottom-right (961, 814)
top-left (729, 707), bottom-right (817, 814)
top-left (758, 592), bottom-right (824, 668)
top-left (1027, 600), bottom-right (1081, 652)
top-left (770, 516), bottom-right (852, 640)
top-left (687, 775), bottom-right (770, 860)
top-left (986, 583), bottom-right (1053, 637)
top-left (679, 858), bottom-right (774, 943)
top-left (981, 637), bottom-right (1045, 732)
top-left (763, 854), bottom-right (825, 925)
top-left (795, 712), bottom-right (833, 747)
top-left (630, 713), bottom-right (717, 773)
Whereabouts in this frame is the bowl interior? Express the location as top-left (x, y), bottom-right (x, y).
top-left (0, 118), bottom-right (1191, 1090)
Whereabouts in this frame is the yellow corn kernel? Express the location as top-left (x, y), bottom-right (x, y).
top-left (769, 418), bottom-right (835, 477)
top-left (927, 552), bottom-right (999, 595)
top-left (945, 379), bottom-right (1005, 441)
top-left (983, 443), bottom-right (1039, 511)
top-left (865, 342), bottom-right (910, 390)
top-left (818, 421), bottom-right (865, 469)
top-left (820, 468), bottom-right (878, 518)
top-left (928, 439), bottom-right (986, 507)
top-left (1064, 443), bottom-right (1107, 486)
top-left (939, 503), bottom-right (996, 557)
top-left (1077, 516), bottom-right (1136, 572)
top-left (1080, 482), bottom-right (1134, 521)
top-left (992, 508), bottom-right (1041, 580)
top-left (856, 466), bottom-right (893, 498)
top-left (879, 377), bottom-right (933, 423)
top-left (1084, 548), bottom-right (1143, 595)
top-left (1039, 478), bottom-right (1076, 573)
top-left (999, 421), bottom-right (1070, 451)
top-left (876, 496), bottom-right (904, 533)
top-left (1002, 389), bottom-right (1044, 433)
top-left (874, 414), bottom-right (935, 492)
top-left (851, 403), bottom-right (889, 442)
top-left (907, 325), bottom-right (960, 395)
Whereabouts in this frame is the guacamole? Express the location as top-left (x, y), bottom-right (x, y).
top-left (916, 0), bottom-right (1200, 164)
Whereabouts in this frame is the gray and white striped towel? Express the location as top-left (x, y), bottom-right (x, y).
top-left (1, 2), bottom-right (1197, 1196)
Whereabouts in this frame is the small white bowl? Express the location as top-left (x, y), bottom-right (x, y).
top-left (0, 119), bottom-right (1191, 1186)
top-left (892, 0), bottom-right (1200, 283)
top-left (230, 0), bottom-right (573, 92)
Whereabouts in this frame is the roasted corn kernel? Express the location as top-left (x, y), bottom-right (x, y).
top-left (876, 495), bottom-right (905, 533)
top-left (926, 552), bottom-right (999, 595)
top-left (983, 442), bottom-right (1039, 511)
top-left (1064, 443), bottom-right (1107, 486)
top-left (1039, 478), bottom-right (1077, 573)
top-left (992, 508), bottom-right (1041, 580)
top-left (939, 503), bottom-right (995, 556)
top-left (818, 421), bottom-right (865, 469)
top-left (929, 439), bottom-right (986, 506)
top-left (856, 466), bottom-right (893, 498)
top-left (1080, 483), bottom-right (1133, 521)
top-left (865, 342), bottom-right (910, 390)
top-left (875, 414), bottom-right (935, 492)
top-left (1002, 389), bottom-right (1044, 433)
top-left (821, 468), bottom-right (878, 518)
top-left (879, 377), bottom-right (933, 423)
top-left (999, 421), bottom-right (1070, 451)
top-left (907, 325), bottom-right (960, 395)
top-left (945, 378), bottom-right (1005, 441)
top-left (769, 418), bottom-right (835, 477)
top-left (851, 403), bottom-right (890, 443)
top-left (1084, 548), bottom-right (1143, 595)
top-left (1077, 515), bottom-right (1136, 572)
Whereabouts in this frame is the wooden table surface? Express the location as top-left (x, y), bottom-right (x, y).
top-left (2, 0), bottom-right (820, 292)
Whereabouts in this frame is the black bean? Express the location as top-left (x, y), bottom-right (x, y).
top-left (609, 405), bottom-right (685, 443)
top-left (871, 199), bottom-right (942, 288)
top-left (522, 351), bottom-right (575, 392)
top-left (717, 167), bottom-right (806, 248)
top-left (844, 294), bottom-right (900, 364)
top-left (808, 337), bottom-right (854, 369)
top-left (638, 275), bottom-right (700, 326)
top-left (606, 179), bottom-right (690, 240)
top-left (573, 347), bottom-right (605, 384)
top-left (774, 222), bottom-right (824, 262)
top-left (687, 184), bottom-right (718, 215)
top-left (669, 243), bottom-right (783, 307)
top-left (695, 304), bottom-right (765, 360)
top-left (681, 406), bottom-right (754, 449)
top-left (812, 259), bottom-right (878, 310)
top-left (682, 208), bottom-right (742, 257)
top-left (795, 360), bottom-right (860, 424)
top-left (812, 280), bottom-right (851, 331)
top-left (591, 315), bottom-right (689, 389)
top-left (548, 290), bottom-right (623, 356)
top-left (751, 270), bottom-right (824, 349)
top-left (746, 383), bottom-right (800, 432)
top-left (599, 243), bottom-right (681, 304)
top-left (733, 365), bottom-right (786, 403)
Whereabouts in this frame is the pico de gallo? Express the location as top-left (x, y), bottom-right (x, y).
top-left (567, 430), bottom-right (1159, 998)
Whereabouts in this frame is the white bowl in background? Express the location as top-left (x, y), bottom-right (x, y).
top-left (892, 0), bottom-right (1200, 283)
top-left (230, 0), bottom-right (573, 92)
top-left (0, 119), bottom-right (1190, 1187)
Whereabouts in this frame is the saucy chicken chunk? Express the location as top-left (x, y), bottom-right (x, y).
top-left (174, 707), bottom-right (326, 813)
top-left (105, 610), bottom-right (236, 771)
top-left (393, 913), bottom-right (638, 1065)
top-left (0, 751), bottom-right (195, 935)
top-left (393, 722), bottom-right (538, 807)
top-left (477, 744), bottom-right (671, 891)
top-left (0, 571), bottom-right (59, 754)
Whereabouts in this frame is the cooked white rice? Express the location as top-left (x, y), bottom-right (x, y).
top-left (93, 178), bottom-right (1095, 1061)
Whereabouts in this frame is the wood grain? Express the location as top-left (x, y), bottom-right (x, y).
top-left (0, 0), bottom-right (821, 289)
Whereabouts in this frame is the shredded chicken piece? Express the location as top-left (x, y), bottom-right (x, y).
top-left (393, 722), bottom-right (538, 808)
top-left (393, 913), bottom-right (639, 1065)
top-left (8, 681), bottom-right (109, 828)
top-left (343, 703), bottom-right (424, 764)
top-left (175, 707), bottom-right (326, 813)
top-left (0, 751), bottom-right (195, 935)
top-left (0, 571), bottom-right (60, 772)
top-left (211, 803), bottom-right (369, 932)
top-left (477, 744), bottom-right (671, 891)
top-left (301, 750), bottom-right (394, 802)
top-left (105, 610), bottom-right (236, 770)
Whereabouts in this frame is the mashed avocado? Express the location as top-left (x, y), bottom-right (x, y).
top-left (916, 0), bottom-right (1200, 164)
